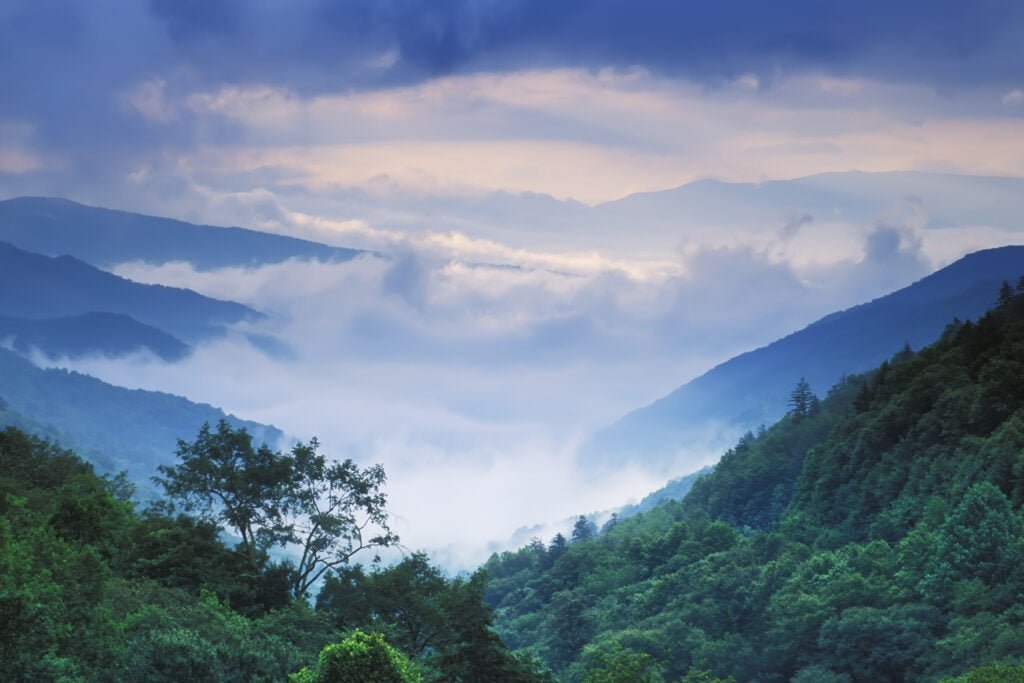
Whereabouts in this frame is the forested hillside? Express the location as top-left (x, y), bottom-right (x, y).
top-left (485, 284), bottom-right (1024, 681)
top-left (0, 347), bottom-right (281, 483)
top-left (0, 423), bottom-right (545, 682)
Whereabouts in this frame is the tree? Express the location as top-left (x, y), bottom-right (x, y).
top-left (788, 378), bottom-right (815, 418)
top-left (154, 421), bottom-right (295, 567)
top-left (289, 630), bottom-right (421, 683)
top-left (582, 643), bottom-right (664, 683)
top-left (437, 571), bottom-right (540, 681)
top-left (288, 439), bottom-right (397, 600)
top-left (572, 516), bottom-right (597, 543)
top-left (155, 421), bottom-right (396, 599)
top-left (319, 553), bottom-right (447, 656)
top-left (541, 533), bottom-right (569, 570)
top-left (998, 280), bottom-right (1015, 307)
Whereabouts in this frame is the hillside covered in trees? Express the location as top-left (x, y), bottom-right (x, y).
top-left (484, 285), bottom-right (1024, 682)
top-left (0, 423), bottom-right (546, 682)
top-left (7, 283), bottom-right (1024, 681)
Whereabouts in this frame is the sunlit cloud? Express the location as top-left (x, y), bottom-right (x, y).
top-left (0, 121), bottom-right (48, 174)
top-left (127, 69), bottom-right (1024, 204)
top-left (1002, 89), bottom-right (1024, 106)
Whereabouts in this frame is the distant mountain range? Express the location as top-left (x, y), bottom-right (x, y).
top-left (586, 245), bottom-right (1024, 471)
top-left (0, 196), bottom-right (364, 270)
top-left (0, 346), bottom-right (283, 486)
top-left (0, 240), bottom-right (260, 344)
top-left (307, 171), bottom-right (1024, 259)
top-left (597, 170), bottom-right (1024, 234)
top-left (0, 312), bottom-right (189, 361)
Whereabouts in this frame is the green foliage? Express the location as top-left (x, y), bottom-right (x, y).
top-left (580, 643), bottom-right (664, 682)
top-left (155, 420), bottom-right (397, 599)
top-left (317, 554), bottom-right (550, 682)
top-left (681, 668), bottom-right (735, 683)
top-left (787, 377), bottom-right (817, 419)
top-left (486, 292), bottom-right (1024, 680)
top-left (0, 424), bottom-right (521, 681)
top-left (289, 630), bottom-right (421, 683)
top-left (942, 660), bottom-right (1024, 682)
top-left (0, 345), bottom-right (282, 484)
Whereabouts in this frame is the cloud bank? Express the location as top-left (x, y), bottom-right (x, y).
top-left (45, 207), bottom-right (960, 568)
top-left (6, 1), bottom-right (1024, 568)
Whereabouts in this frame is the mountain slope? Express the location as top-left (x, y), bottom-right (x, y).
top-left (0, 346), bottom-right (282, 484)
top-left (0, 241), bottom-right (260, 343)
top-left (485, 293), bottom-right (1024, 681)
top-left (586, 245), bottom-right (1024, 469)
top-left (0, 312), bottom-right (190, 361)
top-left (0, 196), bottom-right (363, 270)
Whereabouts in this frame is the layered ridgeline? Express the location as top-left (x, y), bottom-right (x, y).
top-left (0, 312), bottom-right (189, 362)
top-left (0, 240), bottom-right (260, 347)
top-left (0, 196), bottom-right (363, 270)
top-left (586, 246), bottom-right (1024, 469)
top-left (485, 286), bottom-right (1024, 681)
top-left (0, 346), bottom-right (281, 484)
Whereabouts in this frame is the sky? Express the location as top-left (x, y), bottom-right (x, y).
top-left (4, 0), bottom-right (1024, 568)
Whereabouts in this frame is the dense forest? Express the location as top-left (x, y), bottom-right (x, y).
top-left (484, 284), bottom-right (1024, 682)
top-left (6, 285), bottom-right (1024, 681)
top-left (0, 423), bottom-right (544, 681)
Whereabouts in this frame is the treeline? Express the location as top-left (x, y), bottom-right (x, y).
top-left (0, 423), bottom-right (547, 681)
top-left (485, 287), bottom-right (1024, 681)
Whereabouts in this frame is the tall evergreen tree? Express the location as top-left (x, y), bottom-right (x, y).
top-left (998, 280), bottom-right (1015, 307)
top-left (788, 378), bottom-right (814, 418)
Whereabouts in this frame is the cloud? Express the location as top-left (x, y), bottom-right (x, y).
top-left (133, 1), bottom-right (1024, 89)
top-left (779, 212), bottom-right (814, 241)
top-left (1003, 89), bottom-right (1024, 105)
top-left (2, 1), bottom-right (1023, 209)
top-left (66, 68), bottom-right (1020, 207)
top-left (4, 0), bottom-right (1023, 566)
top-left (0, 121), bottom-right (47, 174)
top-left (37, 206), bottom-right (950, 567)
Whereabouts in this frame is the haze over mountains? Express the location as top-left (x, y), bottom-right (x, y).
top-left (0, 196), bottom-right (364, 270)
top-left (0, 240), bottom-right (259, 346)
top-left (0, 345), bottom-right (282, 484)
top-left (587, 246), bottom-right (1024, 472)
top-left (278, 170), bottom-right (1024, 264)
top-left (6, 2), bottom-right (1024, 676)
top-left (0, 312), bottom-right (189, 362)
top-left (1, 170), bottom-right (1023, 564)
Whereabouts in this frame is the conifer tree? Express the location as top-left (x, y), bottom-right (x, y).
top-left (998, 280), bottom-right (1014, 307)
top-left (788, 378), bottom-right (814, 418)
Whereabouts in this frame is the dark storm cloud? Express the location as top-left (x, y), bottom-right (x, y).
top-left (164, 0), bottom-right (1024, 89)
top-left (338, 0), bottom-right (1024, 89)
top-left (141, 0), bottom-right (1024, 88)
top-left (2, 0), bottom-right (1022, 192)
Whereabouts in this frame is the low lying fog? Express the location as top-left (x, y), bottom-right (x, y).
top-left (54, 206), bottom-right (1007, 569)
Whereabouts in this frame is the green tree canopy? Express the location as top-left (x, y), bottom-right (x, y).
top-left (289, 630), bottom-right (421, 683)
top-left (155, 420), bottom-right (397, 599)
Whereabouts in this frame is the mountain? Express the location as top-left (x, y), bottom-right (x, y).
top-left (0, 240), bottom-right (260, 343)
top-left (314, 171), bottom-right (1024, 260)
top-left (484, 293), bottom-right (1024, 681)
top-left (586, 245), bottom-right (1024, 470)
top-left (597, 171), bottom-right (1024, 236)
top-left (0, 346), bottom-right (283, 484)
top-left (0, 196), bottom-right (363, 270)
top-left (0, 312), bottom-right (190, 361)
top-left (615, 466), bottom-right (712, 520)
